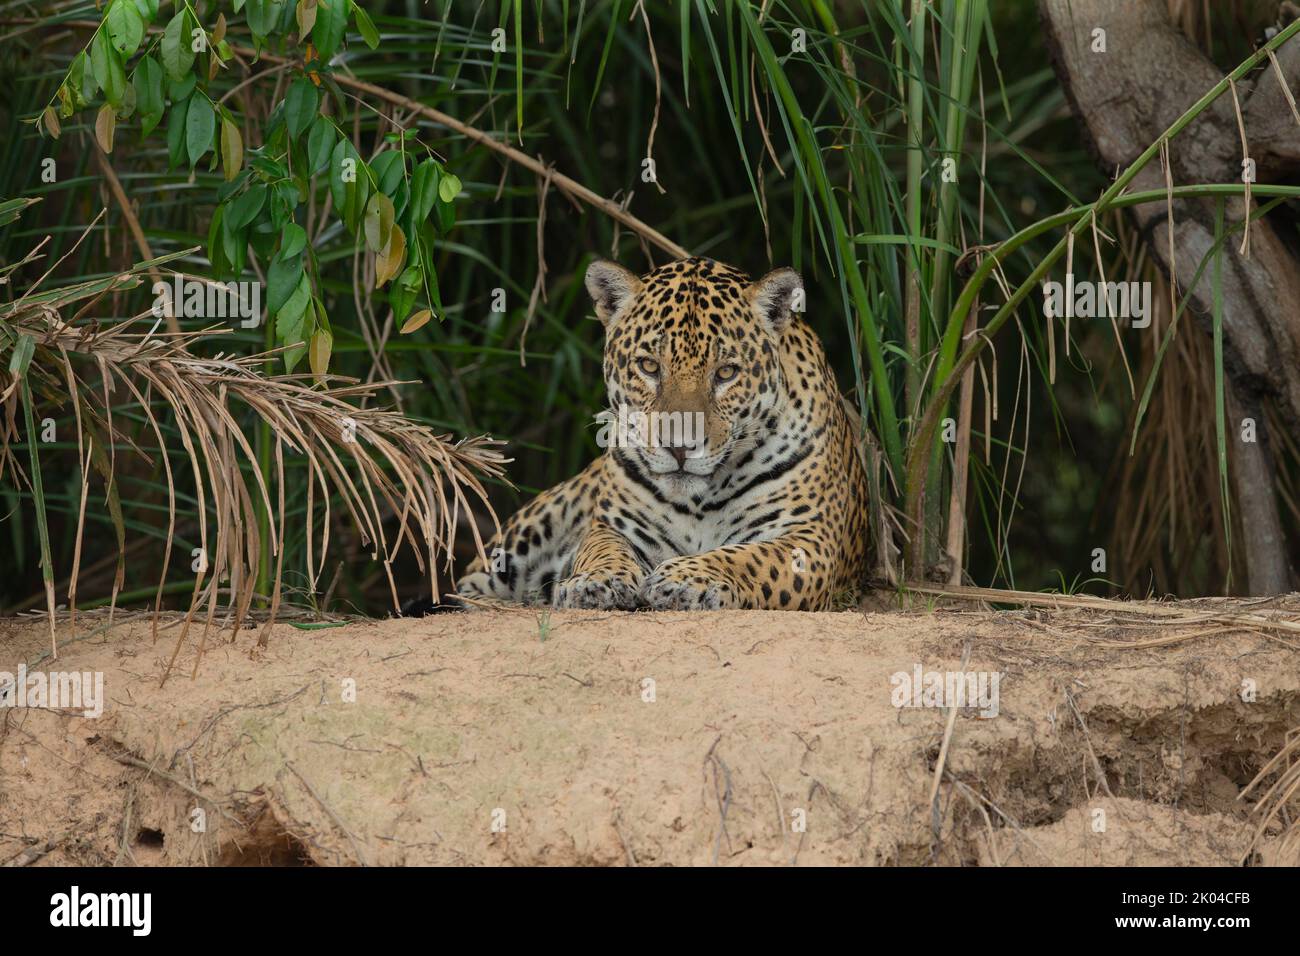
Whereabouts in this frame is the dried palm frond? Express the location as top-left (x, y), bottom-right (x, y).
top-left (1, 213), bottom-right (507, 682)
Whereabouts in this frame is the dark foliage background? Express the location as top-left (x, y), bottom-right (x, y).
top-left (1, 0), bottom-right (1296, 615)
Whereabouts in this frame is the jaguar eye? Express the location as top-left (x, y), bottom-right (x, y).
top-left (715, 363), bottom-right (740, 383)
top-left (637, 356), bottom-right (660, 376)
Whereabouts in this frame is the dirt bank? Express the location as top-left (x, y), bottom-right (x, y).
top-left (1, 599), bottom-right (1298, 866)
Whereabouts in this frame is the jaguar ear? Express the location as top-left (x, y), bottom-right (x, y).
top-left (585, 259), bottom-right (643, 328)
top-left (747, 268), bottom-right (804, 333)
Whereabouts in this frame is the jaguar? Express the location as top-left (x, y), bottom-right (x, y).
top-left (453, 255), bottom-right (870, 611)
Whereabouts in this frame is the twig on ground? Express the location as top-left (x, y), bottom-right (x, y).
top-left (928, 643), bottom-right (971, 855)
top-left (286, 760), bottom-right (370, 866)
top-left (3, 833), bottom-right (67, 866)
top-left (704, 735), bottom-right (733, 865)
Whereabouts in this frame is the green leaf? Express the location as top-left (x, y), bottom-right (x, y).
top-left (306, 115), bottom-right (335, 174)
top-left (329, 137), bottom-right (358, 210)
top-left (161, 10), bottom-right (196, 82)
top-left (351, 1), bottom-right (380, 49)
top-left (328, 141), bottom-right (371, 236)
top-left (185, 96), bottom-right (215, 168)
top-left (273, 181), bottom-right (301, 229)
top-left (166, 95), bottom-right (190, 169)
top-left (370, 150), bottom-right (405, 197)
top-left (252, 154), bottom-right (287, 180)
top-left (313, 295), bottom-right (332, 334)
top-left (118, 83), bottom-right (137, 121)
top-left (229, 183), bottom-right (267, 229)
top-left (106, 0), bottom-right (146, 56)
top-left (220, 117), bottom-right (243, 180)
top-left (363, 192), bottom-right (395, 252)
top-left (245, 0), bottom-right (286, 40)
top-left (90, 29), bottom-right (127, 106)
top-left (313, 0), bottom-right (348, 60)
top-left (220, 212), bottom-right (246, 273)
top-left (267, 252), bottom-right (304, 315)
top-left (438, 172), bottom-right (462, 203)
top-left (410, 159), bottom-right (440, 223)
top-left (287, 620), bottom-right (347, 630)
top-left (280, 222), bottom-right (308, 258)
top-left (133, 55), bottom-right (164, 137)
top-left (207, 205), bottom-right (227, 276)
top-left (133, 0), bottom-right (159, 20)
top-left (276, 273), bottom-right (311, 341)
top-left (283, 340), bottom-right (309, 374)
top-left (417, 223), bottom-right (442, 315)
top-left (345, 171), bottom-right (370, 235)
top-left (251, 223), bottom-right (278, 261)
top-left (279, 275), bottom-right (314, 375)
top-left (284, 77), bottom-right (320, 140)
top-left (70, 51), bottom-right (95, 105)
top-left (167, 72), bottom-right (198, 102)
top-left (389, 265), bottom-right (422, 322)
top-left (437, 194), bottom-right (456, 233)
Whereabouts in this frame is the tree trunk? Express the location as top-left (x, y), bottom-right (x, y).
top-left (1040, 0), bottom-right (1300, 594)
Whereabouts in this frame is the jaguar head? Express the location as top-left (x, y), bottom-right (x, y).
top-left (586, 256), bottom-right (803, 486)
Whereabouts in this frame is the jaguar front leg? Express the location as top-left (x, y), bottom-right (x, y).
top-left (641, 531), bottom-right (835, 611)
top-left (553, 517), bottom-right (648, 610)
top-left (455, 464), bottom-right (598, 605)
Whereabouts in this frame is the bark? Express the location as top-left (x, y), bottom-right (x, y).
top-left (1040, 0), bottom-right (1300, 594)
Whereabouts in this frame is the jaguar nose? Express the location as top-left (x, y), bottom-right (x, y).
top-left (667, 438), bottom-right (703, 468)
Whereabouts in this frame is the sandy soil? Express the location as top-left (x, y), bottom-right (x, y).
top-left (1, 598), bottom-right (1298, 866)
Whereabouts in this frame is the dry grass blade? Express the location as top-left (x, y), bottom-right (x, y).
top-left (908, 583), bottom-right (1300, 640)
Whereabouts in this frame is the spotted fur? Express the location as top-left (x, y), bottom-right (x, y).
top-left (455, 256), bottom-right (870, 611)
